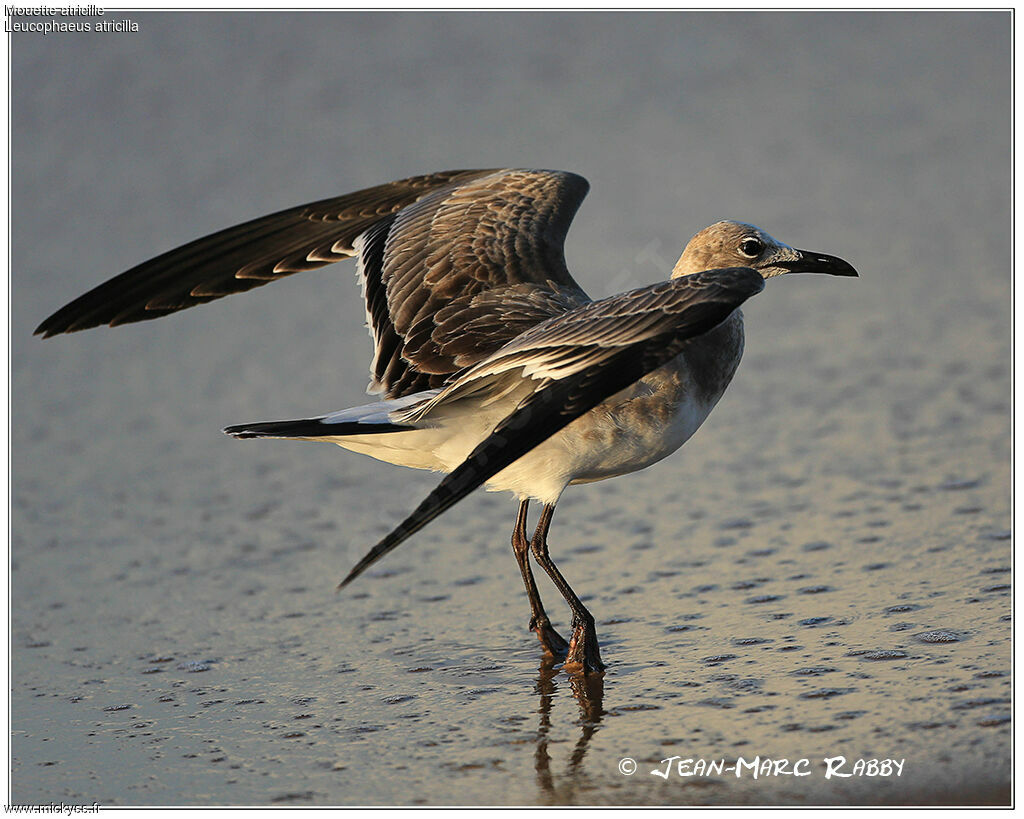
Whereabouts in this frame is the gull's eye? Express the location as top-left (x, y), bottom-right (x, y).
top-left (739, 238), bottom-right (764, 258)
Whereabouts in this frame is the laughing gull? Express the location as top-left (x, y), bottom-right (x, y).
top-left (36, 168), bottom-right (857, 674)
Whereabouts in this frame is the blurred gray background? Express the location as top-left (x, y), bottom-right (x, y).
top-left (11, 11), bottom-right (1010, 806)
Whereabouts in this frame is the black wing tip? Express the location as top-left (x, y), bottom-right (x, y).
top-left (336, 570), bottom-right (359, 591)
top-left (223, 418), bottom-right (413, 439)
top-left (335, 530), bottom-right (401, 591)
top-left (35, 320), bottom-right (110, 338)
top-left (222, 419), bottom-right (314, 439)
top-left (35, 317), bottom-right (109, 338)
top-left (562, 169), bottom-right (590, 191)
top-left (34, 322), bottom-right (94, 339)
top-left (35, 303), bottom-right (179, 338)
top-left (223, 424), bottom-right (266, 439)
top-left (34, 314), bottom-right (84, 338)
top-left (735, 266), bottom-right (767, 295)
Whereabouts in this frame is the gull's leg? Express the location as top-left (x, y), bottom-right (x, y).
top-left (511, 500), bottom-right (569, 657)
top-left (530, 504), bottom-right (605, 674)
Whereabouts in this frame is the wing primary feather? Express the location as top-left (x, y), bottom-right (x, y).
top-left (34, 169), bottom-right (500, 338)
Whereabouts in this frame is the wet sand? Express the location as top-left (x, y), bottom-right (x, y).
top-left (10, 11), bottom-right (1010, 805)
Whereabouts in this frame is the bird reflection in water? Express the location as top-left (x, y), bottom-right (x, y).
top-left (532, 657), bottom-right (605, 800)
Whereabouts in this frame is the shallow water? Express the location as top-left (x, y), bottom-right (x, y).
top-left (10, 10), bottom-right (1010, 806)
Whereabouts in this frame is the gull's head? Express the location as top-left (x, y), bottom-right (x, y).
top-left (671, 221), bottom-right (858, 280)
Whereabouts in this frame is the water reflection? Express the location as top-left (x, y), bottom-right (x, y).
top-left (533, 658), bottom-right (605, 800)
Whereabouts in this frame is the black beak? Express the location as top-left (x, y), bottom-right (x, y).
top-left (777, 249), bottom-right (859, 277)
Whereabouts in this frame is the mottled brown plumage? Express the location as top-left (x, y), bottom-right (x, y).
top-left (36, 168), bottom-right (857, 675)
top-left (35, 168), bottom-right (592, 401)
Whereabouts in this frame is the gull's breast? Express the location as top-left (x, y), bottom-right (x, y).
top-left (486, 309), bottom-right (746, 502)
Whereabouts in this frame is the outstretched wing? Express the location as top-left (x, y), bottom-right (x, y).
top-left (35, 169), bottom-right (496, 337)
top-left (35, 168), bottom-right (592, 399)
top-left (339, 267), bottom-right (766, 588)
top-left (356, 169), bottom-right (591, 397)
